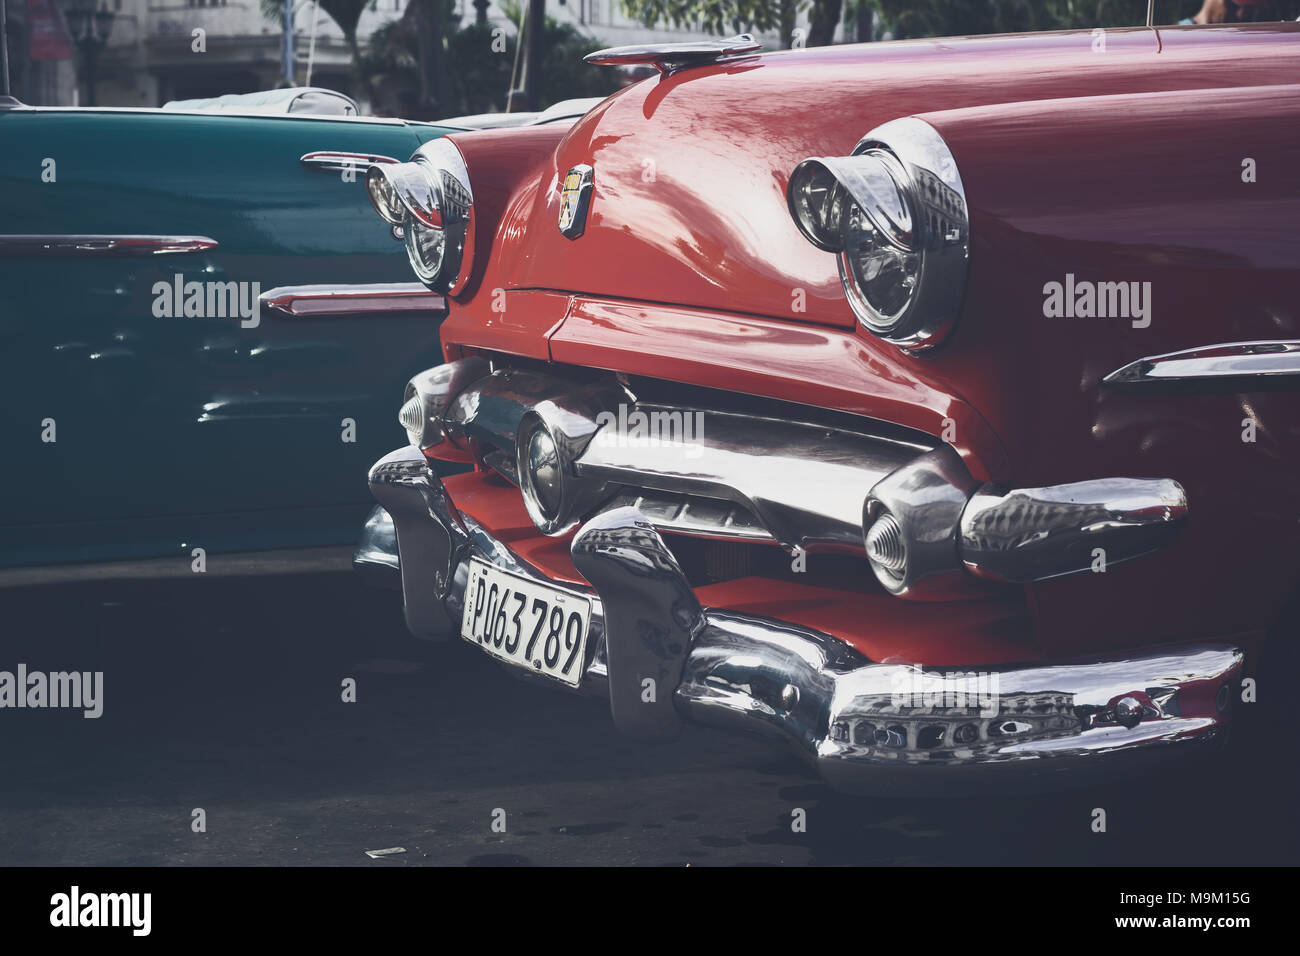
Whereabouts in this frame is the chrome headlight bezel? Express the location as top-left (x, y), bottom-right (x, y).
top-left (366, 138), bottom-right (475, 295)
top-left (515, 401), bottom-right (614, 537)
top-left (516, 413), bottom-right (573, 535)
top-left (787, 117), bottom-right (969, 352)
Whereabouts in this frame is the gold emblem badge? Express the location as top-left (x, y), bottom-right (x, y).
top-left (558, 164), bottom-right (594, 239)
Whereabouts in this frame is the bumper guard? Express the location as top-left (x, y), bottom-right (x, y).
top-left (366, 445), bottom-right (1242, 795)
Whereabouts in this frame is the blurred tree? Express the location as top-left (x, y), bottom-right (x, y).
top-left (619, 0), bottom-right (802, 43)
top-left (412, 0), bottom-right (450, 115)
top-left (851, 1), bottom-right (1300, 38)
top-left (360, 10), bottom-right (617, 118)
top-left (318, 0), bottom-right (373, 64)
top-left (261, 0), bottom-right (375, 100)
top-left (778, 0), bottom-right (796, 48)
top-left (261, 0), bottom-right (372, 65)
top-left (621, 0), bottom-right (1300, 46)
top-left (854, 0), bottom-right (1148, 39)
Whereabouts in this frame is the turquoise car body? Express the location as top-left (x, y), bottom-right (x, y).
top-left (0, 102), bottom-right (458, 568)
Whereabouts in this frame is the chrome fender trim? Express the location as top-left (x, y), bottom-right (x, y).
top-left (0, 234), bottom-right (218, 257)
top-left (260, 282), bottom-right (445, 316)
top-left (1104, 340), bottom-right (1300, 387)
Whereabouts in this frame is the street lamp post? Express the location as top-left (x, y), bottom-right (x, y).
top-left (281, 0), bottom-right (295, 87)
top-left (523, 0), bottom-right (544, 112)
top-left (65, 0), bottom-right (116, 107)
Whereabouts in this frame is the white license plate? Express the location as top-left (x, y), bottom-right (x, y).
top-left (460, 558), bottom-right (593, 688)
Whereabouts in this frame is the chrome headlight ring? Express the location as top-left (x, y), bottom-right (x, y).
top-left (787, 117), bottom-right (969, 352)
top-left (366, 138), bottom-right (474, 295)
top-left (516, 398), bottom-right (615, 537)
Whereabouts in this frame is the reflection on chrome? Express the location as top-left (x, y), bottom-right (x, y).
top-left (959, 477), bottom-right (1188, 583)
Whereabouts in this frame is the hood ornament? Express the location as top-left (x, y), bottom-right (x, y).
top-left (584, 34), bottom-right (761, 76)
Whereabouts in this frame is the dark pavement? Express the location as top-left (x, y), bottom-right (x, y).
top-left (1, 559), bottom-right (1295, 867)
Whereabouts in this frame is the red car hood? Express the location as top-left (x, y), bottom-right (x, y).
top-left (495, 23), bottom-right (1298, 329)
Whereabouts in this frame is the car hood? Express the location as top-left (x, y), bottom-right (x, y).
top-left (498, 23), bottom-right (1298, 329)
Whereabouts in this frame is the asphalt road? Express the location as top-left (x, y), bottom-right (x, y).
top-left (2, 558), bottom-right (1296, 867)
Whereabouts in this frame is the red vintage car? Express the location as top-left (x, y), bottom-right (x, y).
top-left (354, 21), bottom-right (1299, 794)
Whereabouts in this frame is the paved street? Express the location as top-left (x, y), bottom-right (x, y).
top-left (1, 558), bottom-right (1295, 867)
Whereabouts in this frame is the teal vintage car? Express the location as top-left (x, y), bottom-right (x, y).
top-left (0, 90), bottom-right (460, 569)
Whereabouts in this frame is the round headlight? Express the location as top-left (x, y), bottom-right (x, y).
top-left (366, 162), bottom-right (438, 227)
top-left (525, 427), bottom-right (563, 519)
top-left (842, 204), bottom-right (921, 332)
top-left (787, 160), bottom-right (849, 252)
top-left (405, 213), bottom-right (447, 287)
top-left (364, 139), bottom-right (474, 294)
top-left (366, 166), bottom-right (406, 225)
top-left (787, 118), bottom-right (969, 352)
top-left (514, 406), bottom-right (613, 537)
top-left (518, 418), bottom-right (570, 535)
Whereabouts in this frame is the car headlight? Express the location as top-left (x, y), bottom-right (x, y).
top-left (518, 417), bottom-right (567, 532)
top-left (787, 117), bottom-right (968, 351)
top-left (366, 138), bottom-right (474, 294)
top-left (515, 404), bottom-right (613, 537)
top-left (405, 212), bottom-right (447, 287)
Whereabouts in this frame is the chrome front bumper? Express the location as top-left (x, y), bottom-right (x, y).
top-left (364, 445), bottom-right (1242, 796)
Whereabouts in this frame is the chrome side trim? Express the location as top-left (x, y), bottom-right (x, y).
top-left (584, 33), bottom-right (761, 75)
top-left (1104, 340), bottom-right (1300, 386)
top-left (959, 478), bottom-right (1189, 583)
top-left (259, 282), bottom-right (445, 317)
top-left (0, 235), bottom-right (217, 257)
top-left (300, 150), bottom-right (399, 173)
top-left (365, 455), bottom-right (1242, 795)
